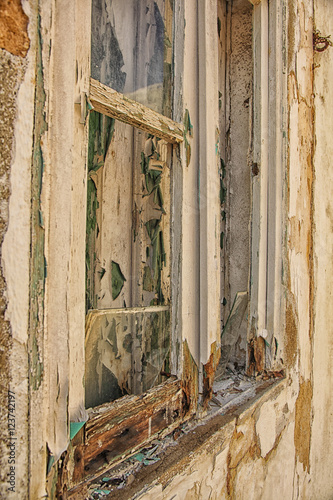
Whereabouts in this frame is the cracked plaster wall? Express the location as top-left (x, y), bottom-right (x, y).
top-left (0, 0), bottom-right (34, 498)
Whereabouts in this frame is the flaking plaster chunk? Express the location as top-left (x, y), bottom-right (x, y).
top-left (256, 402), bottom-right (277, 457)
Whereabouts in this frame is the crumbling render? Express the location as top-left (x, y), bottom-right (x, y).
top-left (0, 0), bottom-right (30, 57)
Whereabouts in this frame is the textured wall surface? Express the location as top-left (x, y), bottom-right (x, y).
top-left (0, 0), bottom-right (30, 493)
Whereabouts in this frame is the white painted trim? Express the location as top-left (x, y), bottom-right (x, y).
top-left (257, 0), bottom-right (269, 336)
top-left (198, 0), bottom-right (221, 364)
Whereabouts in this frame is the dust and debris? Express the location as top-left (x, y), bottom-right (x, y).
top-left (83, 437), bottom-right (175, 499)
top-left (210, 367), bottom-right (258, 413)
top-left (208, 365), bottom-right (284, 417)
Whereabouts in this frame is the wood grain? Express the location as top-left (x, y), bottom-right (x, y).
top-left (89, 78), bottom-right (184, 143)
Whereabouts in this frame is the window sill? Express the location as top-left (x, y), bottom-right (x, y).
top-left (67, 375), bottom-right (285, 499)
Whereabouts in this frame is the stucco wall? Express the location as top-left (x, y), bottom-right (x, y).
top-left (0, 0), bottom-right (33, 498)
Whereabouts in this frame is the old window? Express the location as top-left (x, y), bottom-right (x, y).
top-left (85, 1), bottom-right (183, 408)
top-left (62, 0), bottom-right (287, 492)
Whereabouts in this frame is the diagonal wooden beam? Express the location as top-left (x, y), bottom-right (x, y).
top-left (89, 78), bottom-right (184, 144)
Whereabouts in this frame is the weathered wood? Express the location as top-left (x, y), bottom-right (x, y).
top-left (182, 340), bottom-right (199, 416)
top-left (67, 378), bottom-right (183, 488)
top-left (89, 78), bottom-right (184, 143)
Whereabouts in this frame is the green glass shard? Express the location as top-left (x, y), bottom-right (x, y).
top-left (70, 421), bottom-right (86, 440)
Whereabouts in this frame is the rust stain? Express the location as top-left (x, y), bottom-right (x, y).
top-left (247, 336), bottom-right (265, 376)
top-left (182, 340), bottom-right (199, 416)
top-left (285, 303), bottom-right (298, 368)
top-left (294, 379), bottom-right (313, 472)
top-left (202, 341), bottom-right (221, 410)
top-left (0, 0), bottom-right (30, 57)
top-left (287, 1), bottom-right (297, 69)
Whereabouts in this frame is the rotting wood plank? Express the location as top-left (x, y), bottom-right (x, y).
top-left (89, 78), bottom-right (184, 144)
top-left (66, 379), bottom-right (183, 488)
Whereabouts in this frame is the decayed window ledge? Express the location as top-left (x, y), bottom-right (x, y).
top-left (67, 377), bottom-right (285, 499)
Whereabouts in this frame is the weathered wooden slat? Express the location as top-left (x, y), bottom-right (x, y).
top-left (89, 78), bottom-right (184, 144)
top-left (69, 379), bottom-right (182, 486)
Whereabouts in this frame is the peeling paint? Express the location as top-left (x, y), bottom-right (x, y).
top-left (202, 341), bottom-right (221, 410)
top-left (294, 379), bottom-right (312, 472)
top-left (29, 11), bottom-right (47, 392)
top-left (285, 303), bottom-right (298, 368)
top-left (182, 340), bottom-right (199, 416)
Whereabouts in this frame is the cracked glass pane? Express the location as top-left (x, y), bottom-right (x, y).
top-left (91, 0), bottom-right (173, 117)
top-left (85, 307), bottom-right (171, 408)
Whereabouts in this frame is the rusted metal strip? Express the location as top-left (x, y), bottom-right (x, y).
top-left (89, 78), bottom-right (184, 144)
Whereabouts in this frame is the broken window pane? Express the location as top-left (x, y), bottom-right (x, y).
top-left (85, 112), bottom-right (172, 407)
top-left (217, 291), bottom-right (248, 376)
top-left (85, 307), bottom-right (171, 408)
top-left (91, 0), bottom-right (173, 117)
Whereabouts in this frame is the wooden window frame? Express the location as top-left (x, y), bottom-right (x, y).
top-left (58, 0), bottom-right (220, 495)
top-left (65, 2), bottom-right (191, 490)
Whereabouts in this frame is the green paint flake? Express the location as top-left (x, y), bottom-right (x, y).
top-left (220, 158), bottom-right (227, 205)
top-left (218, 17), bottom-right (222, 38)
top-left (111, 261), bottom-right (126, 300)
top-left (98, 267), bottom-right (106, 279)
top-left (184, 109), bottom-right (193, 137)
top-left (31, 335), bottom-right (43, 390)
top-left (88, 111), bottom-right (115, 172)
top-left (183, 109), bottom-right (193, 167)
top-left (123, 333), bottom-right (133, 353)
top-left (70, 421), bottom-right (86, 440)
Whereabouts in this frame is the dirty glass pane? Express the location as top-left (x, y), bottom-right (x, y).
top-left (85, 113), bottom-right (172, 407)
top-left (86, 112), bottom-right (171, 312)
top-left (85, 307), bottom-right (171, 408)
top-left (91, 0), bottom-right (173, 117)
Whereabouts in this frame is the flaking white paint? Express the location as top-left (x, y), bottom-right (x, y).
top-left (256, 402), bottom-right (277, 457)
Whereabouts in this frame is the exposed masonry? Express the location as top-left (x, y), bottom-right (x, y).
top-left (0, 0), bottom-right (30, 57)
top-left (0, 42), bottom-right (27, 499)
